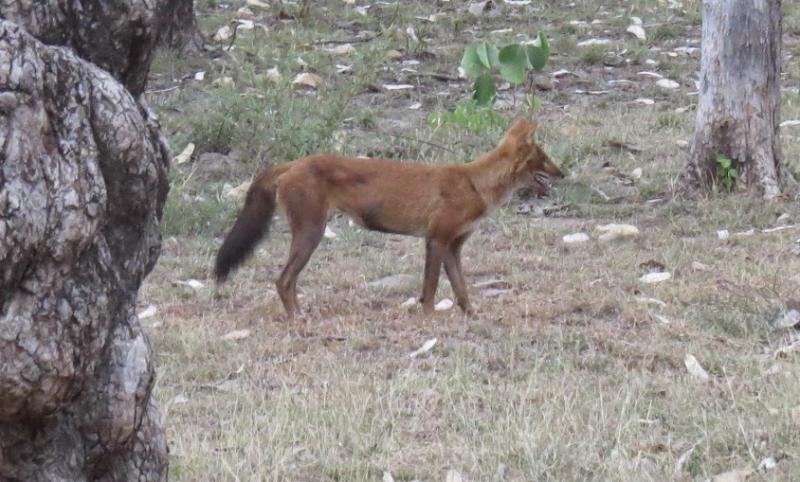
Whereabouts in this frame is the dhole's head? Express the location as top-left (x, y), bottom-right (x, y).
top-left (502, 118), bottom-right (564, 196)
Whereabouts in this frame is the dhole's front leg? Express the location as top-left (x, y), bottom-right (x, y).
top-left (443, 233), bottom-right (472, 314)
top-left (421, 237), bottom-right (451, 314)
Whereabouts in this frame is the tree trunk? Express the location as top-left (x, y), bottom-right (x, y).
top-left (162, 0), bottom-right (205, 53)
top-left (679, 0), bottom-right (798, 199)
top-left (0, 16), bottom-right (169, 482)
top-left (0, 0), bottom-right (174, 96)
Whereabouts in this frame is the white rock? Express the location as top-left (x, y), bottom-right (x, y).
top-left (435, 298), bottom-right (454, 311)
top-left (194, 71), bottom-right (205, 81)
top-left (446, 470), bottom-right (464, 482)
top-left (638, 70), bottom-right (663, 79)
top-left (758, 457), bottom-right (778, 472)
top-left (214, 25), bottom-right (232, 42)
top-left (630, 167), bottom-right (643, 179)
top-left (265, 66), bottom-right (282, 83)
top-left (246, 0), bottom-right (270, 8)
top-left (467, 1), bottom-right (489, 16)
top-left (626, 24), bottom-right (646, 40)
top-left (137, 305), bottom-right (158, 319)
top-left (577, 38), bottom-right (611, 47)
top-left (172, 143), bottom-right (195, 165)
top-left (563, 232), bottom-right (590, 244)
top-left (409, 338), bottom-right (437, 358)
top-left (774, 309), bottom-right (800, 329)
top-left (656, 78), bottom-right (680, 89)
top-left (382, 83), bottom-right (415, 91)
top-left (780, 119), bottom-right (800, 128)
top-left (639, 272), bottom-right (671, 283)
top-left (175, 279), bottom-right (204, 289)
top-left (684, 353), bottom-right (710, 382)
top-left (597, 223), bottom-right (639, 241)
top-left (634, 98), bottom-right (655, 105)
top-left (222, 329), bottom-right (251, 341)
top-left (717, 229), bottom-right (730, 240)
top-left (400, 297), bottom-right (418, 308)
top-left (327, 43), bottom-right (356, 56)
top-left (292, 72), bottom-right (322, 88)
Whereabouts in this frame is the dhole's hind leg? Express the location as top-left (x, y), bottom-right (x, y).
top-left (443, 233), bottom-right (472, 314)
top-left (276, 189), bottom-right (326, 319)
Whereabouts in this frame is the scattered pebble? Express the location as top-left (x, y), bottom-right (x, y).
top-left (563, 232), bottom-right (590, 244)
top-left (577, 38), bottom-right (612, 47)
top-left (597, 223), bottom-right (639, 241)
top-left (435, 298), bottom-right (454, 311)
top-left (640, 272), bottom-right (671, 283)
top-left (409, 338), bottom-right (437, 358)
top-left (684, 353), bottom-right (710, 382)
top-left (222, 329), bottom-right (251, 341)
top-left (656, 78), bottom-right (680, 89)
top-left (773, 309), bottom-right (800, 329)
top-left (626, 24), bottom-right (646, 40)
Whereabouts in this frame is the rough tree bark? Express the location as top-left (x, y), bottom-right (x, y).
top-left (162, 0), bottom-right (205, 53)
top-left (0, 15), bottom-right (169, 482)
top-left (0, 0), bottom-right (174, 96)
top-left (679, 0), bottom-right (798, 199)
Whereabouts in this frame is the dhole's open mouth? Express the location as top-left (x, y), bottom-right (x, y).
top-left (534, 172), bottom-right (553, 189)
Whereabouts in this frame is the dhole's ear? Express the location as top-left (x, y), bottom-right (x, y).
top-left (503, 118), bottom-right (537, 144)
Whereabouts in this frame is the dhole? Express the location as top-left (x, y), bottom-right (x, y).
top-left (214, 119), bottom-right (563, 319)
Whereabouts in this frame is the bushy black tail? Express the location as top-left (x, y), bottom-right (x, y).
top-left (214, 182), bottom-right (276, 282)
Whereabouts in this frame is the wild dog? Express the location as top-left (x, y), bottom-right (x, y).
top-left (214, 118), bottom-right (563, 319)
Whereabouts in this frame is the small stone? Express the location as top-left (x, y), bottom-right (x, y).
top-left (435, 299), bottom-right (454, 311)
top-left (656, 78), bottom-right (680, 89)
top-left (626, 24), bottom-right (646, 40)
top-left (773, 309), bottom-right (800, 329)
top-left (563, 232), bottom-right (590, 244)
top-left (597, 223), bottom-right (639, 241)
top-left (640, 272), bottom-right (671, 283)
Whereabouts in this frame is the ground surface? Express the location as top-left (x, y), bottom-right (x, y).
top-left (142, 1), bottom-right (800, 480)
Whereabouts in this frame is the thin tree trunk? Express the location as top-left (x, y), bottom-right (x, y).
top-left (0, 12), bottom-right (169, 482)
top-left (679, 0), bottom-right (798, 199)
top-left (162, 0), bottom-right (205, 53)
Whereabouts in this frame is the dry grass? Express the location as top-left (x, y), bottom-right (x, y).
top-left (142, 0), bottom-right (800, 480)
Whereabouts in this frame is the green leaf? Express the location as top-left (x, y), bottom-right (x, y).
top-left (461, 42), bottom-right (491, 78)
top-left (526, 45), bottom-right (547, 71)
top-left (427, 112), bottom-right (445, 128)
top-left (486, 44), bottom-right (500, 68)
top-left (729, 168), bottom-right (738, 179)
top-left (472, 73), bottom-right (497, 107)
top-left (498, 44), bottom-right (528, 84)
top-left (538, 32), bottom-right (550, 59)
top-left (716, 154), bottom-right (732, 169)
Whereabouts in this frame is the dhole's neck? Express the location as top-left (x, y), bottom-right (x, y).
top-left (464, 147), bottom-right (521, 208)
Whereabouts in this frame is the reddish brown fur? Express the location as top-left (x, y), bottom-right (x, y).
top-left (214, 119), bottom-right (563, 319)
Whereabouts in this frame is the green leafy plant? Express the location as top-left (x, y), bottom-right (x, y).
top-left (460, 33), bottom-right (550, 107)
top-left (427, 99), bottom-right (505, 133)
top-left (428, 33), bottom-right (550, 133)
top-left (716, 153), bottom-right (738, 190)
